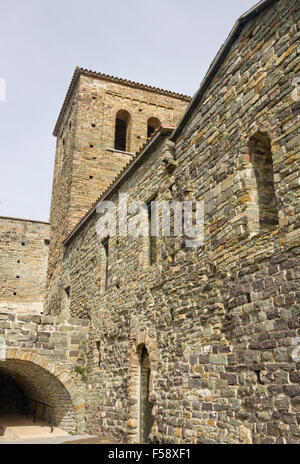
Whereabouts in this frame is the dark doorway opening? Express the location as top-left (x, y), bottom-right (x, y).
top-left (0, 360), bottom-right (76, 434)
top-left (140, 346), bottom-right (154, 443)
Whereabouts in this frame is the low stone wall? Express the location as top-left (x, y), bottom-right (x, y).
top-left (0, 217), bottom-right (50, 314)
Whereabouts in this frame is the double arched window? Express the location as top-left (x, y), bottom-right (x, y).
top-left (114, 113), bottom-right (161, 151)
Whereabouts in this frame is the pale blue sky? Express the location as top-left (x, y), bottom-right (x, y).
top-left (0, 0), bottom-right (259, 222)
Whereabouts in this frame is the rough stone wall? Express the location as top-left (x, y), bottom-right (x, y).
top-left (46, 73), bottom-right (189, 315)
top-left (0, 310), bottom-right (89, 433)
top-left (0, 217), bottom-right (50, 314)
top-left (60, 0), bottom-right (300, 444)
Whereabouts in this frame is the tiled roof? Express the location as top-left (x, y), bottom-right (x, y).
top-left (53, 67), bottom-right (191, 136)
top-left (60, 0), bottom-right (278, 243)
top-left (0, 216), bottom-right (49, 225)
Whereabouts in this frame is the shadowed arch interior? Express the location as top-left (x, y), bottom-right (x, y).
top-left (147, 117), bottom-right (161, 138)
top-left (0, 359), bottom-right (76, 433)
top-left (114, 109), bottom-right (131, 152)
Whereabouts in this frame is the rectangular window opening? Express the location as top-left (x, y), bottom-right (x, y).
top-left (96, 341), bottom-right (101, 367)
top-left (103, 238), bottom-right (109, 292)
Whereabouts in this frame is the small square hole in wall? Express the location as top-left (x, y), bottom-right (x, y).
top-left (16, 276), bottom-right (19, 279)
top-left (17, 260), bottom-right (20, 263)
top-left (44, 239), bottom-right (50, 246)
top-left (91, 123), bottom-right (96, 128)
top-left (21, 242), bottom-right (25, 246)
top-left (89, 144), bottom-right (94, 148)
top-left (89, 176), bottom-right (93, 179)
top-left (13, 292), bottom-right (17, 296)
top-left (139, 108), bottom-right (142, 112)
top-left (92, 96), bottom-right (97, 100)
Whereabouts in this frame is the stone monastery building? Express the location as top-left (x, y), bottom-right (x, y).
top-left (0, 0), bottom-right (300, 444)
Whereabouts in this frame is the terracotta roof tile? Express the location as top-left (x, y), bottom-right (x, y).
top-left (53, 67), bottom-right (191, 136)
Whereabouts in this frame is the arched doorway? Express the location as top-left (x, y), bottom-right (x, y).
top-left (0, 355), bottom-right (82, 434)
top-left (128, 331), bottom-right (159, 443)
top-left (139, 346), bottom-right (154, 443)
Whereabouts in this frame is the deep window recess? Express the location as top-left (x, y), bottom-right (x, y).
top-left (147, 117), bottom-right (161, 138)
top-left (103, 238), bottom-right (109, 291)
top-left (147, 200), bottom-right (157, 265)
top-left (249, 132), bottom-right (278, 233)
top-left (96, 341), bottom-right (101, 367)
top-left (114, 110), bottom-right (131, 151)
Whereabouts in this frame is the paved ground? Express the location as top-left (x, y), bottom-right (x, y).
top-left (0, 435), bottom-right (98, 444)
top-left (0, 414), bottom-right (114, 444)
top-left (60, 436), bottom-right (120, 444)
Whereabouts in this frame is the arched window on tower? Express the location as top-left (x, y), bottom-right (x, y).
top-left (147, 117), bottom-right (161, 139)
top-left (248, 132), bottom-right (278, 234)
top-left (114, 110), bottom-right (131, 152)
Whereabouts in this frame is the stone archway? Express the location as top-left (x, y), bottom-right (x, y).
top-left (0, 350), bottom-right (85, 434)
top-left (128, 331), bottom-right (159, 443)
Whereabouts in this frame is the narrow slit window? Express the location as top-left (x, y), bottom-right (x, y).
top-left (147, 200), bottom-right (157, 265)
top-left (103, 238), bottom-right (109, 291)
top-left (96, 341), bottom-right (101, 367)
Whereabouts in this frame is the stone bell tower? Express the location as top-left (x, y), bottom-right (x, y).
top-left (45, 67), bottom-right (190, 314)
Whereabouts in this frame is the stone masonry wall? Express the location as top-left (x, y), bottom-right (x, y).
top-left (0, 309), bottom-right (89, 433)
top-left (46, 73), bottom-right (190, 316)
top-left (0, 217), bottom-right (50, 314)
top-left (60, 0), bottom-right (300, 444)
